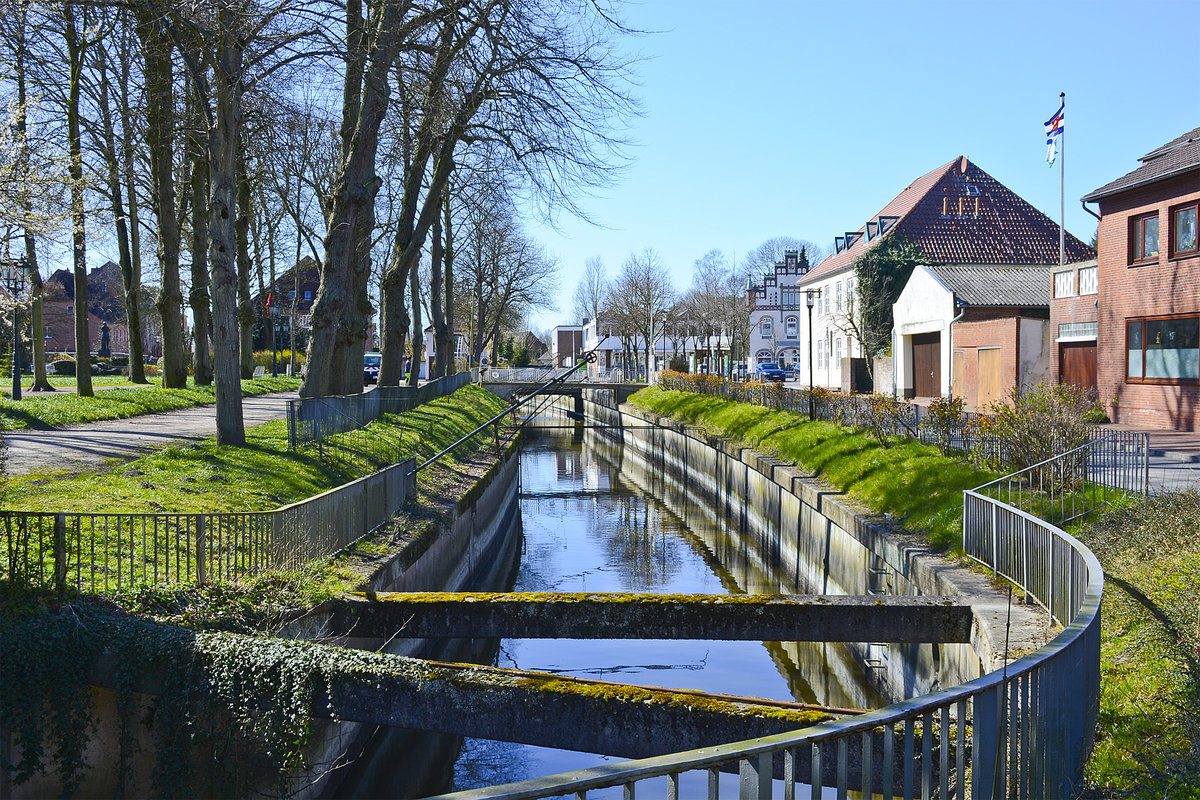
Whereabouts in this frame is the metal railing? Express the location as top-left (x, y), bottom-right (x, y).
top-left (286, 372), bottom-right (470, 449)
top-left (479, 367), bottom-right (629, 384)
top-left (2, 458), bottom-right (415, 593)
top-left (425, 423), bottom-right (1135, 799)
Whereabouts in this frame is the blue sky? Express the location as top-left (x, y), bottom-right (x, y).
top-left (526, 0), bottom-right (1200, 330)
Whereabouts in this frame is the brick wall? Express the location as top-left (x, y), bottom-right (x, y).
top-left (1095, 171), bottom-right (1200, 429)
top-left (1048, 263), bottom-right (1099, 383)
top-left (951, 315), bottom-right (1019, 408)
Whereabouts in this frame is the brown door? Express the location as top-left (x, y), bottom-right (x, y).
top-left (1060, 342), bottom-right (1098, 393)
top-left (911, 332), bottom-right (941, 397)
top-left (978, 348), bottom-right (1004, 407)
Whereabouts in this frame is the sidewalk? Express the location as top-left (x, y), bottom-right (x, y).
top-left (3, 390), bottom-right (299, 476)
top-left (1097, 423), bottom-right (1200, 495)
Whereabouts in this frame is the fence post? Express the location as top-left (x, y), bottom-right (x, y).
top-left (53, 514), bottom-right (67, 594)
top-left (195, 514), bottom-right (207, 586)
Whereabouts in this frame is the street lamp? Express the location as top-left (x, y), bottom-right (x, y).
top-left (805, 288), bottom-right (820, 421)
top-left (1, 258), bottom-right (29, 401)
top-left (270, 301), bottom-right (281, 378)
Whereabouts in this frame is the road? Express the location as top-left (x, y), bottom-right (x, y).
top-left (3, 390), bottom-right (299, 476)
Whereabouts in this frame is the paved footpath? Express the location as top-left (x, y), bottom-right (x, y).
top-left (3, 391), bottom-right (299, 476)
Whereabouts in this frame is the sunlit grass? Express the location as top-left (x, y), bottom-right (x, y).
top-left (0, 376), bottom-right (301, 430)
top-left (629, 386), bottom-right (998, 552)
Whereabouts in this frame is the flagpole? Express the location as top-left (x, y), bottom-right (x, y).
top-left (1059, 91), bottom-right (1065, 267)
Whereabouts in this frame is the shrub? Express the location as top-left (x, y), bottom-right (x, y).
top-left (252, 349), bottom-right (306, 369)
top-left (987, 382), bottom-right (1094, 477)
top-left (922, 395), bottom-right (966, 454)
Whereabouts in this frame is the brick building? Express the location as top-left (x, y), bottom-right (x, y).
top-left (892, 264), bottom-right (1052, 405)
top-left (1048, 258), bottom-right (1099, 394)
top-left (1081, 126), bottom-right (1200, 429)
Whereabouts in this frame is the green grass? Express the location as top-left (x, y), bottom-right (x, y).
top-left (4, 384), bottom-right (508, 515)
top-left (0, 376), bottom-right (301, 431)
top-left (1074, 491), bottom-right (1200, 797)
top-left (629, 386), bottom-right (1000, 552)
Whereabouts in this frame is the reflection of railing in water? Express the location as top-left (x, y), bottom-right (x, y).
top-left (429, 410), bottom-right (1130, 799)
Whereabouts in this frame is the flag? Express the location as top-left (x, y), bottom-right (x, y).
top-left (1044, 99), bottom-right (1064, 166)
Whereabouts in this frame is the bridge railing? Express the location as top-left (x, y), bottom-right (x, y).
top-left (1, 459), bottom-right (416, 594)
top-left (286, 372), bottom-right (470, 450)
top-left (425, 424), bottom-right (1122, 799)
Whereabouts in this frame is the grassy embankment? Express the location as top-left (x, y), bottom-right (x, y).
top-left (2, 385), bottom-right (511, 622)
top-left (629, 386), bottom-right (997, 552)
top-left (1075, 494), bottom-right (1200, 797)
top-left (631, 386), bottom-right (1200, 796)
top-left (0, 375), bottom-right (302, 430)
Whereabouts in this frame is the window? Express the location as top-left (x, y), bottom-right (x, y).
top-left (1173, 203), bottom-right (1198, 257)
top-left (1053, 271), bottom-right (1074, 298)
top-left (816, 338), bottom-right (824, 369)
top-left (781, 289), bottom-right (800, 308)
top-left (288, 290), bottom-right (297, 299)
top-left (835, 282), bottom-right (843, 312)
top-left (785, 316), bottom-right (798, 338)
top-left (1078, 266), bottom-right (1098, 295)
top-left (760, 318), bottom-right (772, 337)
top-left (304, 290), bottom-right (312, 300)
top-left (1127, 315), bottom-right (1200, 382)
top-left (1059, 321), bottom-right (1097, 340)
top-left (1131, 212), bottom-right (1160, 262)
top-left (834, 338), bottom-right (843, 371)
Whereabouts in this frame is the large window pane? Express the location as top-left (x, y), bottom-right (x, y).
top-left (1142, 216), bottom-right (1160, 259)
top-left (1127, 320), bottom-right (1143, 379)
top-left (1175, 206), bottom-right (1198, 254)
top-left (1145, 317), bottom-right (1199, 379)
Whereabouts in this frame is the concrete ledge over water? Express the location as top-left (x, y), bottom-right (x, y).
top-left (323, 591), bottom-right (973, 643)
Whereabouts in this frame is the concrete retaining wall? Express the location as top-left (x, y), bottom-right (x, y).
top-left (577, 391), bottom-right (1046, 706)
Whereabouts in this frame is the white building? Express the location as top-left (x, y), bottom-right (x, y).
top-left (746, 249), bottom-right (812, 372)
top-left (579, 318), bottom-right (733, 378)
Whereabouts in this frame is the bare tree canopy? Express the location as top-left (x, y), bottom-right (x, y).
top-left (571, 255), bottom-right (607, 323)
top-left (742, 235), bottom-right (827, 278)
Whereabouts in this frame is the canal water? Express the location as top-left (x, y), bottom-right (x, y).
top-left (443, 430), bottom-right (884, 794)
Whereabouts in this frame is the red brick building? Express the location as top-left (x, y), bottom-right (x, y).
top-left (1082, 126), bottom-right (1200, 429)
top-left (1048, 258), bottom-right (1099, 394)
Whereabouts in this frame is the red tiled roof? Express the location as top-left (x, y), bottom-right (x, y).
top-left (800, 156), bottom-right (1094, 285)
top-left (1082, 125), bottom-right (1200, 202)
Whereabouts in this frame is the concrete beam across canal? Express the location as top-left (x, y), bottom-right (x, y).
top-left (320, 591), bottom-right (973, 643)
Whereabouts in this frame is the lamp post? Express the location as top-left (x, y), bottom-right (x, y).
top-left (805, 288), bottom-right (820, 421)
top-left (1, 258), bottom-right (28, 401)
top-left (270, 302), bottom-right (280, 378)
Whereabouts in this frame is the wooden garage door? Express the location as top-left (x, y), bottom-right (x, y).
top-left (978, 348), bottom-right (1004, 407)
top-left (912, 332), bottom-right (941, 397)
top-left (1060, 342), bottom-right (1098, 393)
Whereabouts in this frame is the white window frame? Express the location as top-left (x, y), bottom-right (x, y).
top-left (1054, 271), bottom-right (1074, 298)
top-left (1078, 266), bottom-right (1098, 295)
top-left (785, 316), bottom-right (798, 338)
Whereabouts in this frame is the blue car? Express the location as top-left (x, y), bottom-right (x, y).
top-left (756, 362), bottom-right (787, 382)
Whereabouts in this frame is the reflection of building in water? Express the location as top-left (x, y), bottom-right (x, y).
top-left (554, 449), bottom-right (581, 481)
top-left (581, 447), bottom-right (610, 492)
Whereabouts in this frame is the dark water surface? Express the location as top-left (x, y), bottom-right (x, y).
top-left (445, 432), bottom-right (882, 794)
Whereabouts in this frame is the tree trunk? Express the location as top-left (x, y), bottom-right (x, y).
top-left (96, 56), bottom-right (143, 384)
top-left (135, 9), bottom-right (186, 388)
top-left (429, 184), bottom-right (445, 378)
top-left (207, 21), bottom-right (246, 445)
top-left (303, 0), bottom-right (407, 398)
top-left (63, 2), bottom-right (92, 397)
top-left (378, 263), bottom-right (410, 387)
top-left (236, 151), bottom-right (254, 379)
top-left (13, 9), bottom-right (52, 392)
top-left (116, 37), bottom-right (147, 383)
top-left (188, 123), bottom-right (213, 386)
top-left (439, 187), bottom-right (455, 375)
top-left (408, 242), bottom-right (422, 387)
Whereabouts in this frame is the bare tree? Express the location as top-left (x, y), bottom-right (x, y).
top-left (607, 249), bottom-right (675, 376)
top-left (572, 256), bottom-right (607, 324)
top-left (743, 236), bottom-right (826, 280)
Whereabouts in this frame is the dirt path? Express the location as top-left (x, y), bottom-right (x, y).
top-left (3, 391), bottom-right (299, 476)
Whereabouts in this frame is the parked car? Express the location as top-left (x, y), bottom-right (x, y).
top-left (756, 362), bottom-right (787, 382)
top-left (792, 363), bottom-right (804, 380)
top-left (363, 352), bottom-right (382, 384)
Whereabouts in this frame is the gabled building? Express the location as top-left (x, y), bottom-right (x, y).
top-left (1082, 126), bottom-right (1200, 430)
top-left (787, 155), bottom-right (1093, 393)
top-left (892, 263), bottom-right (1053, 405)
top-left (250, 256), bottom-right (376, 351)
top-left (1048, 258), bottom-right (1099, 394)
top-left (746, 248), bottom-right (810, 370)
top-left (41, 262), bottom-right (164, 358)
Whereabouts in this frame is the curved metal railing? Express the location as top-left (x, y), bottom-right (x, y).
top-left (425, 427), bottom-right (1127, 799)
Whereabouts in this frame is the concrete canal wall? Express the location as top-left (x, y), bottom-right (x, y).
top-left (571, 389), bottom-right (1047, 707)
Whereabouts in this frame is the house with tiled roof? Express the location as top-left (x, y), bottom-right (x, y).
top-left (772, 155), bottom-right (1092, 395)
top-left (893, 264), bottom-right (1054, 405)
top-left (1081, 125), bottom-right (1200, 430)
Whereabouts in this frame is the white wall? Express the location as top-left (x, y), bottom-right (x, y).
top-left (891, 265), bottom-right (955, 398)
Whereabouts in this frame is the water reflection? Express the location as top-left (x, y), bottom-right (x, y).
top-left (448, 432), bottom-right (883, 794)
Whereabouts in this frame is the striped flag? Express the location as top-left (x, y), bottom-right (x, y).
top-left (1044, 99), bottom-right (1064, 166)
